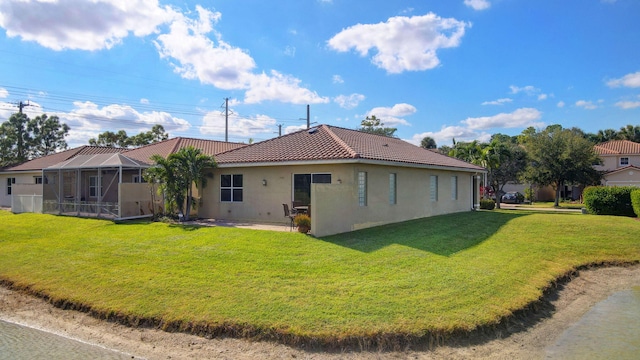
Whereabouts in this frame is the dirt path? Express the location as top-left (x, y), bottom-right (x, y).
top-left (1, 265), bottom-right (639, 359)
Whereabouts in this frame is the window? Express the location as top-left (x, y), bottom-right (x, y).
top-left (6, 177), bottom-right (15, 195)
top-left (221, 174), bottom-right (243, 202)
top-left (389, 173), bottom-right (397, 205)
top-left (430, 175), bottom-right (438, 202)
top-left (620, 157), bottom-right (629, 166)
top-left (293, 173), bottom-right (331, 204)
top-left (34, 176), bottom-right (43, 184)
top-left (358, 171), bottom-right (367, 206)
top-left (89, 176), bottom-right (103, 197)
top-left (451, 176), bottom-right (458, 200)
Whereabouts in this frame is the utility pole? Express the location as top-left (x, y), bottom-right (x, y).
top-left (306, 104), bottom-right (310, 129)
top-left (277, 124), bottom-right (282, 137)
top-left (224, 98), bottom-right (229, 142)
top-left (18, 100), bottom-right (31, 114)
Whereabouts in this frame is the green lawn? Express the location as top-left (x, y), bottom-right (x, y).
top-left (0, 210), bottom-right (638, 345)
top-left (518, 201), bottom-right (585, 209)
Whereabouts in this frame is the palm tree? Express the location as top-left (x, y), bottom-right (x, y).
top-left (170, 146), bottom-right (216, 221)
top-left (144, 154), bottom-right (184, 217)
top-left (618, 124), bottom-right (640, 143)
top-left (420, 136), bottom-right (437, 149)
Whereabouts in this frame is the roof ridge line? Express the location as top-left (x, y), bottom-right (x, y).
top-left (323, 125), bottom-right (359, 158)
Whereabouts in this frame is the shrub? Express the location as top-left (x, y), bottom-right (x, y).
top-left (583, 186), bottom-right (636, 217)
top-left (632, 189), bottom-right (640, 218)
top-left (480, 199), bottom-right (495, 210)
top-left (294, 214), bottom-right (311, 233)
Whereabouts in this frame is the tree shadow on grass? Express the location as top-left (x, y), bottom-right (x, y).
top-left (321, 211), bottom-right (531, 255)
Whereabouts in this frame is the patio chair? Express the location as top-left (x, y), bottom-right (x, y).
top-left (282, 204), bottom-right (297, 231)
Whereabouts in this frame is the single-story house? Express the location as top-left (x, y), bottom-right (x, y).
top-left (0, 146), bottom-right (126, 210)
top-left (2, 127), bottom-right (485, 236)
top-left (594, 140), bottom-right (640, 187)
top-left (200, 125), bottom-right (486, 237)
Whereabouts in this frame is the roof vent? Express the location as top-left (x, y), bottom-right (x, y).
top-left (383, 143), bottom-right (389, 147)
top-left (308, 128), bottom-right (319, 134)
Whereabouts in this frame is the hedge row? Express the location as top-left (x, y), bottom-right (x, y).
top-left (480, 199), bottom-right (495, 210)
top-left (583, 186), bottom-right (637, 217)
top-left (632, 189), bottom-right (640, 218)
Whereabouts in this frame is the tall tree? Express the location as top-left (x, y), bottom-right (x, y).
top-left (0, 112), bottom-right (69, 167)
top-left (618, 124), bottom-right (640, 143)
top-left (89, 125), bottom-right (168, 148)
top-left (521, 126), bottom-right (602, 206)
top-left (420, 136), bottom-right (437, 149)
top-left (27, 114), bottom-right (70, 157)
top-left (482, 141), bottom-right (527, 209)
top-left (358, 115), bottom-right (397, 137)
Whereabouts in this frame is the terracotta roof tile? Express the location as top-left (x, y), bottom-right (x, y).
top-left (594, 140), bottom-right (640, 155)
top-left (216, 125), bottom-right (485, 172)
top-left (6, 146), bottom-right (125, 171)
top-left (123, 137), bottom-right (246, 163)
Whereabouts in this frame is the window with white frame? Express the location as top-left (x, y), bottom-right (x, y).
top-left (358, 171), bottom-right (367, 206)
top-left (89, 176), bottom-right (102, 197)
top-left (389, 173), bottom-right (397, 205)
top-left (451, 176), bottom-right (458, 200)
top-left (430, 175), bottom-right (438, 202)
top-left (221, 174), bottom-right (243, 202)
top-left (620, 157), bottom-right (629, 166)
top-left (6, 177), bottom-right (15, 195)
top-left (34, 176), bottom-right (43, 184)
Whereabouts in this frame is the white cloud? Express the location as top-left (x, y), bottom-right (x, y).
top-left (334, 93), bottom-right (365, 109)
top-left (0, 88), bottom-right (8, 98)
top-left (510, 85), bottom-right (539, 95)
top-left (332, 75), bottom-right (344, 84)
top-left (200, 110), bottom-right (276, 138)
top-left (284, 45), bottom-right (296, 57)
top-left (410, 126), bottom-right (488, 146)
top-left (0, 0), bottom-right (174, 51)
top-left (607, 71), bottom-right (640, 88)
top-left (58, 101), bottom-right (190, 146)
top-left (140, 98), bottom-right (150, 104)
top-left (537, 94), bottom-right (548, 100)
top-left (155, 6), bottom-right (328, 105)
top-left (462, 108), bottom-right (542, 130)
top-left (575, 100), bottom-right (598, 110)
top-left (243, 71), bottom-right (329, 104)
top-left (481, 98), bottom-right (512, 106)
top-left (615, 101), bottom-right (640, 109)
top-left (327, 13), bottom-right (469, 74)
top-left (366, 103), bottom-right (417, 126)
top-left (464, 0), bottom-right (491, 11)
top-left (557, 101), bottom-right (565, 108)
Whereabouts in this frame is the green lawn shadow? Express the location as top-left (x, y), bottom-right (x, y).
top-left (321, 211), bottom-right (530, 256)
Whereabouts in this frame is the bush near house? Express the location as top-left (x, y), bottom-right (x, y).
top-left (631, 189), bottom-right (640, 218)
top-left (480, 198), bottom-right (495, 210)
top-left (583, 186), bottom-right (637, 217)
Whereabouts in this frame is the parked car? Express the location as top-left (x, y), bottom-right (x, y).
top-left (501, 191), bottom-right (524, 204)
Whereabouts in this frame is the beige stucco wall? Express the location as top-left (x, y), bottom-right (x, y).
top-left (0, 172), bottom-right (42, 207)
top-left (119, 183), bottom-right (155, 218)
top-left (596, 154), bottom-right (640, 172)
top-left (603, 168), bottom-right (640, 186)
top-left (199, 163), bottom-right (478, 237)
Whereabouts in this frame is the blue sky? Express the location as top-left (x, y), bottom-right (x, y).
top-left (1, 0), bottom-right (639, 148)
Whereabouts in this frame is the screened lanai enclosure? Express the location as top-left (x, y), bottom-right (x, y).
top-left (42, 153), bottom-right (155, 220)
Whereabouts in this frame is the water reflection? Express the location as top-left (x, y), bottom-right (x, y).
top-left (0, 320), bottom-right (133, 360)
top-left (546, 287), bottom-right (640, 360)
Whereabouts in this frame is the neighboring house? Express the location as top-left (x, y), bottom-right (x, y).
top-left (0, 146), bottom-right (126, 209)
top-left (594, 140), bottom-right (640, 187)
top-left (202, 125), bottom-right (486, 237)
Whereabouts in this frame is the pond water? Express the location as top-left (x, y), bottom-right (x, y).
top-left (0, 319), bottom-right (134, 360)
top-left (546, 287), bottom-right (640, 360)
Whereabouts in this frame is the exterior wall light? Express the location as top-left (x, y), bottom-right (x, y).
top-left (262, 179), bottom-right (267, 186)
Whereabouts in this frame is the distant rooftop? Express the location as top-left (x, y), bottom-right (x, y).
top-left (594, 140), bottom-right (640, 155)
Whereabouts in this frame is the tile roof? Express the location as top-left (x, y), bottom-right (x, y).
top-left (216, 125), bottom-right (486, 172)
top-left (5, 146), bottom-right (126, 172)
top-left (123, 137), bottom-right (246, 163)
top-left (604, 164), bottom-right (640, 175)
top-left (45, 153), bottom-right (150, 170)
top-left (594, 140), bottom-right (640, 155)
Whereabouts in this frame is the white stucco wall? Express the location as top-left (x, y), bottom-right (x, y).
top-left (0, 171), bottom-right (41, 207)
